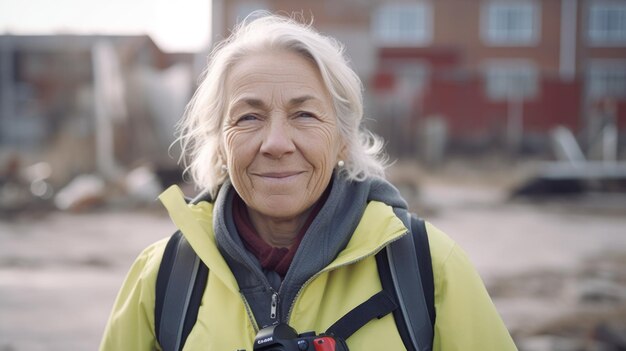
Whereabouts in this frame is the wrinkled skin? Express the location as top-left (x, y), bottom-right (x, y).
top-left (222, 49), bottom-right (345, 247)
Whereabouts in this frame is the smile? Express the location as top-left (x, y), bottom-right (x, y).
top-left (256, 171), bottom-right (302, 177)
top-left (253, 172), bottom-right (304, 181)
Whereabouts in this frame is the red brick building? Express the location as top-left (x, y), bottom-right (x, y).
top-left (212, 0), bottom-right (626, 154)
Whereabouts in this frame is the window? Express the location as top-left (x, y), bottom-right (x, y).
top-left (372, 3), bottom-right (432, 46)
top-left (588, 60), bottom-right (626, 99)
top-left (484, 60), bottom-right (538, 101)
top-left (482, 1), bottom-right (540, 46)
top-left (588, 2), bottom-right (626, 45)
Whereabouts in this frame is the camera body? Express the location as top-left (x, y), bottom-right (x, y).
top-left (253, 323), bottom-right (349, 351)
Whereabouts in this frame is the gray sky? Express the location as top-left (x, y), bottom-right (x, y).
top-left (0, 0), bottom-right (211, 52)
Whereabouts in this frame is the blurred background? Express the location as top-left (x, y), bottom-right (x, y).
top-left (1, 0), bottom-right (626, 350)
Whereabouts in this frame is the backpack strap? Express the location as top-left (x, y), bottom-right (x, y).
top-left (411, 215), bottom-right (435, 327)
top-left (155, 232), bottom-right (208, 351)
top-left (324, 290), bottom-right (398, 339)
top-left (327, 213), bottom-right (435, 345)
top-left (155, 190), bottom-right (211, 351)
top-left (375, 214), bottom-right (435, 351)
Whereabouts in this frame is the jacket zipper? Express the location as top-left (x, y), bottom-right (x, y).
top-left (240, 287), bottom-right (280, 333)
top-left (285, 232), bottom-right (407, 323)
top-left (270, 292), bottom-right (279, 320)
top-left (240, 294), bottom-right (260, 332)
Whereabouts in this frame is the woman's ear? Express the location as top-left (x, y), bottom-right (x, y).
top-left (343, 140), bottom-right (349, 157)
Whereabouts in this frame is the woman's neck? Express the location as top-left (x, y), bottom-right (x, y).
top-left (246, 207), bottom-right (313, 248)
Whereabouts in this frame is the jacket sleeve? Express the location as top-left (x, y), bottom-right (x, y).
top-left (99, 239), bottom-right (168, 351)
top-left (427, 224), bottom-right (518, 351)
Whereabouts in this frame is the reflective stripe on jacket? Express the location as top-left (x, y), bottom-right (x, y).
top-left (100, 185), bottom-right (517, 351)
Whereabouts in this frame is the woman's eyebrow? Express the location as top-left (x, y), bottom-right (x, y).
top-left (232, 95), bottom-right (320, 110)
top-left (234, 98), bottom-right (266, 109)
top-left (288, 95), bottom-right (316, 107)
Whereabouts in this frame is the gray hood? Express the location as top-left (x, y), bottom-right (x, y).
top-left (212, 174), bottom-right (409, 329)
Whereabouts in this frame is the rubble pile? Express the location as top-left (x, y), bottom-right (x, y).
top-left (0, 154), bottom-right (184, 217)
top-left (491, 252), bottom-right (626, 351)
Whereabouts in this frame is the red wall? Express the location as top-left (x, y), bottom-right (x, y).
top-left (415, 76), bottom-right (583, 139)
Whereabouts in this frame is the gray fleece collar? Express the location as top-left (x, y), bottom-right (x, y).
top-left (212, 174), bottom-right (408, 328)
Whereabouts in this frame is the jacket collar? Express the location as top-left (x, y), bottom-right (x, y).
top-left (158, 179), bottom-right (409, 294)
top-left (325, 200), bottom-right (407, 270)
top-left (159, 185), bottom-right (239, 293)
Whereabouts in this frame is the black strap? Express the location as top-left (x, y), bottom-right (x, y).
top-left (376, 249), bottom-right (414, 351)
top-left (411, 215), bottom-right (435, 326)
top-left (155, 232), bottom-right (208, 351)
top-left (376, 215), bottom-right (435, 351)
top-left (181, 252), bottom-right (208, 345)
top-left (155, 231), bottom-right (181, 342)
top-left (155, 190), bottom-right (212, 351)
top-left (325, 290), bottom-right (398, 340)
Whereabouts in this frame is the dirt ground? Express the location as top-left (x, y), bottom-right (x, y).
top-left (1, 160), bottom-right (626, 350)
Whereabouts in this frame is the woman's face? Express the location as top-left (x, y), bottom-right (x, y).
top-left (222, 49), bottom-right (344, 221)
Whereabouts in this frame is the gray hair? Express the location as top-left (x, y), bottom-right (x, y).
top-left (176, 13), bottom-right (387, 193)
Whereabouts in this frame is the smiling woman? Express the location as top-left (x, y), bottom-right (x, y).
top-left (222, 50), bottom-right (344, 245)
top-left (100, 13), bottom-right (517, 351)
top-left (177, 14), bottom-right (386, 196)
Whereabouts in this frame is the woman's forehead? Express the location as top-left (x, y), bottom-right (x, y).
top-left (230, 50), bottom-right (319, 81)
top-left (225, 50), bottom-right (332, 107)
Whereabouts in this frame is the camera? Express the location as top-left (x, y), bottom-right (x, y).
top-left (253, 323), bottom-right (349, 351)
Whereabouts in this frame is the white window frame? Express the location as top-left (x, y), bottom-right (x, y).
top-left (587, 60), bottom-right (626, 99)
top-left (481, 0), bottom-right (540, 46)
top-left (483, 60), bottom-right (539, 101)
top-left (588, 1), bottom-right (626, 46)
top-left (371, 2), bottom-right (433, 47)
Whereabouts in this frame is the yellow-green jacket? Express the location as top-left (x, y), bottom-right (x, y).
top-left (100, 182), bottom-right (517, 350)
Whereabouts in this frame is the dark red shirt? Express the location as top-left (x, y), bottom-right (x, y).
top-left (232, 189), bottom-right (329, 277)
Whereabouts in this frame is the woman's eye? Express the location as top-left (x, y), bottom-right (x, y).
top-left (296, 111), bottom-right (316, 119)
top-left (237, 114), bottom-right (258, 123)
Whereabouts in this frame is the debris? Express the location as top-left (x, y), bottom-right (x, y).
top-left (54, 174), bottom-right (106, 212)
top-left (124, 165), bottom-right (163, 204)
top-left (550, 126), bottom-right (586, 164)
top-left (22, 162), bottom-right (54, 200)
top-left (512, 161), bottom-right (626, 197)
top-left (592, 322), bottom-right (626, 350)
top-left (0, 182), bottom-right (31, 215)
top-left (0, 155), bottom-right (53, 216)
top-left (577, 278), bottom-right (626, 304)
top-left (513, 126), bottom-right (626, 197)
top-left (516, 335), bottom-right (588, 351)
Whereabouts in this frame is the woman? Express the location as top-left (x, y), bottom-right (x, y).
top-left (100, 14), bottom-right (517, 351)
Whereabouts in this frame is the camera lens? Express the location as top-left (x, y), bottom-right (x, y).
top-left (297, 340), bottom-right (309, 350)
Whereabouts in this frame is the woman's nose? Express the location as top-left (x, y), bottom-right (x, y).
top-left (260, 119), bottom-right (295, 158)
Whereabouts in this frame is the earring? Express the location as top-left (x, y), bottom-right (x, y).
top-left (337, 160), bottom-right (345, 167)
top-left (221, 164), bottom-right (228, 173)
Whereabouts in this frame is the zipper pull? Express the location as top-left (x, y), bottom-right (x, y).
top-left (270, 292), bottom-right (278, 320)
